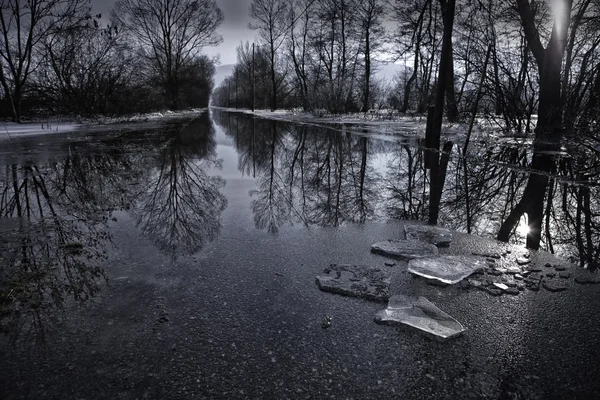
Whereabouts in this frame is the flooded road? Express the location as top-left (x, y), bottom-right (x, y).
top-left (1, 110), bottom-right (600, 399)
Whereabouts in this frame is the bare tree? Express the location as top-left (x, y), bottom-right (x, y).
top-left (38, 23), bottom-right (138, 115)
top-left (497, 0), bottom-right (574, 249)
top-left (357, 0), bottom-right (385, 112)
top-left (112, 0), bottom-right (223, 110)
top-left (249, 0), bottom-right (289, 111)
top-left (0, 0), bottom-right (89, 122)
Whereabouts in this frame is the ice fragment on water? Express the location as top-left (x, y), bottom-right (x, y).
top-left (404, 224), bottom-right (452, 247)
top-left (374, 295), bottom-right (466, 341)
top-left (316, 264), bottom-right (391, 302)
top-left (407, 256), bottom-right (486, 284)
top-left (371, 240), bottom-right (438, 260)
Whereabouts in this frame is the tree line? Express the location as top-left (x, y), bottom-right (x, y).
top-left (214, 110), bottom-right (599, 268)
top-left (0, 0), bottom-right (223, 122)
top-left (212, 0), bottom-right (600, 250)
top-left (212, 0), bottom-right (600, 131)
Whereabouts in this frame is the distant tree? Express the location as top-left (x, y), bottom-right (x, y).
top-left (249, 0), bottom-right (289, 111)
top-left (287, 0), bottom-right (312, 110)
top-left (357, 0), bottom-right (385, 112)
top-left (38, 23), bottom-right (138, 115)
top-left (112, 0), bottom-right (223, 110)
top-left (178, 55), bottom-right (216, 108)
top-left (0, 0), bottom-right (90, 122)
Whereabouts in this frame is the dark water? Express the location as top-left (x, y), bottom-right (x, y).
top-left (210, 110), bottom-right (600, 262)
top-left (1, 110), bottom-right (599, 338)
top-left (1, 110), bottom-right (600, 398)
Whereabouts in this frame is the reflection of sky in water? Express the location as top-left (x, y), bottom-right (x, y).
top-left (1, 109), bottom-right (599, 347)
top-left (209, 110), bottom-right (599, 266)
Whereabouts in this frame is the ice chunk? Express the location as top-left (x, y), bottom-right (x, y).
top-left (407, 256), bottom-right (486, 284)
top-left (516, 257), bottom-right (531, 265)
top-left (316, 264), bottom-right (391, 302)
top-left (374, 295), bottom-right (466, 341)
top-left (371, 240), bottom-right (438, 260)
top-left (404, 224), bottom-right (452, 247)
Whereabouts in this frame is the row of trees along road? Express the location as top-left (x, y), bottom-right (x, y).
top-left (212, 0), bottom-right (600, 130)
top-left (212, 0), bottom-right (600, 251)
top-left (0, 0), bottom-right (223, 122)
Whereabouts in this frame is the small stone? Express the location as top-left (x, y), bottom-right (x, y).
top-left (528, 284), bottom-right (540, 292)
top-left (505, 266), bottom-right (522, 274)
top-left (574, 275), bottom-right (600, 285)
top-left (425, 279), bottom-right (450, 288)
top-left (523, 252), bottom-right (530, 258)
top-left (504, 281), bottom-right (517, 288)
top-left (559, 272), bottom-right (570, 279)
top-left (469, 279), bottom-right (482, 288)
top-left (472, 252), bottom-right (501, 259)
top-left (525, 266), bottom-right (543, 272)
top-left (504, 287), bottom-right (520, 296)
top-left (517, 284), bottom-right (525, 291)
top-left (516, 257), bottom-right (531, 265)
top-left (384, 261), bottom-right (396, 267)
top-left (514, 274), bottom-right (524, 280)
top-left (546, 272), bottom-right (556, 278)
top-left (545, 263), bottom-right (553, 268)
top-left (493, 283), bottom-right (509, 290)
top-left (542, 281), bottom-right (568, 292)
top-left (459, 280), bottom-right (470, 289)
top-left (483, 286), bottom-right (503, 296)
top-left (321, 316), bottom-right (333, 329)
top-left (554, 265), bottom-right (566, 271)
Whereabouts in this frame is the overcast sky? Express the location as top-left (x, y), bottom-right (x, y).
top-left (91, 0), bottom-right (256, 65)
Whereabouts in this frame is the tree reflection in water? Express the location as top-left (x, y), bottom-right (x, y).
top-left (214, 110), bottom-right (599, 268)
top-left (213, 113), bottom-right (380, 232)
top-left (0, 150), bottom-right (133, 345)
top-left (0, 112), bottom-right (227, 345)
top-left (132, 114), bottom-right (228, 256)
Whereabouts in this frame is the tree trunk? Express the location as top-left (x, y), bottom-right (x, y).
top-left (445, 41), bottom-right (459, 122)
top-left (361, 28), bottom-right (371, 113)
top-left (497, 0), bottom-right (573, 249)
top-left (428, 0), bottom-right (455, 225)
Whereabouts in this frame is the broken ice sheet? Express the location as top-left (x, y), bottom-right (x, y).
top-left (404, 224), bottom-right (452, 247)
top-left (316, 264), bottom-right (391, 302)
top-left (375, 295), bottom-right (466, 341)
top-left (371, 240), bottom-right (438, 260)
top-left (408, 256), bottom-right (486, 284)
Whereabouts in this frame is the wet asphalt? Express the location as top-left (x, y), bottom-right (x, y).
top-left (2, 189), bottom-right (600, 399)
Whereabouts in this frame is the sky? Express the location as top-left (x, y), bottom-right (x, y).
top-left (90, 0), bottom-right (401, 86)
top-left (91, 0), bottom-right (256, 65)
